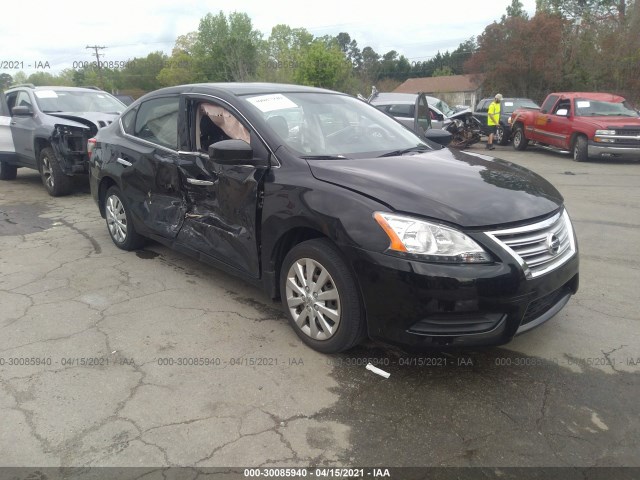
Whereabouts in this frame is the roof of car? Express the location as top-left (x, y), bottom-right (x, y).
top-left (369, 92), bottom-right (418, 104)
top-left (6, 85), bottom-right (111, 93)
top-left (553, 92), bottom-right (626, 102)
top-left (143, 83), bottom-right (340, 98)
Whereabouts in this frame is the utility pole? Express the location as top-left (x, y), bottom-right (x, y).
top-left (86, 45), bottom-right (106, 88)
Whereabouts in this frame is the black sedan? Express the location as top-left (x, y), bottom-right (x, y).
top-left (88, 83), bottom-right (578, 353)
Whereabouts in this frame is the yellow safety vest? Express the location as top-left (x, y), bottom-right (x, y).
top-left (488, 101), bottom-right (501, 126)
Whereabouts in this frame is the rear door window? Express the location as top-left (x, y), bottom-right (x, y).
top-left (133, 97), bottom-right (179, 149)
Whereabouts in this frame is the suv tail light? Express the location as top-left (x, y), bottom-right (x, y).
top-left (87, 138), bottom-right (97, 160)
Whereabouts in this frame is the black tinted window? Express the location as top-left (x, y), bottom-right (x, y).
top-left (387, 104), bottom-right (414, 118)
top-left (134, 97), bottom-right (179, 149)
top-left (540, 95), bottom-right (559, 114)
top-left (121, 108), bottom-right (137, 135)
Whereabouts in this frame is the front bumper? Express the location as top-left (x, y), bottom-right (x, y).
top-left (345, 242), bottom-right (579, 350)
top-left (588, 142), bottom-right (640, 160)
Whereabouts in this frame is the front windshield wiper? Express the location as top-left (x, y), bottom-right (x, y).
top-left (300, 154), bottom-right (349, 159)
top-left (378, 146), bottom-right (430, 157)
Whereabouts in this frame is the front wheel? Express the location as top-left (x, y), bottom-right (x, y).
top-left (39, 147), bottom-right (72, 196)
top-left (0, 162), bottom-right (17, 180)
top-left (512, 126), bottom-right (528, 151)
top-left (280, 239), bottom-right (365, 353)
top-left (496, 125), bottom-right (509, 146)
top-left (104, 186), bottom-right (145, 250)
top-left (573, 136), bottom-right (588, 162)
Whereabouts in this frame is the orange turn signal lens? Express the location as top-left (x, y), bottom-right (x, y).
top-left (373, 212), bottom-right (407, 252)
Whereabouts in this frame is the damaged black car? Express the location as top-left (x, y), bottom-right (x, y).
top-left (88, 83), bottom-right (579, 354)
top-left (0, 85), bottom-right (125, 196)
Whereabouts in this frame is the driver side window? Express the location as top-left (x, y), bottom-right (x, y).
top-left (195, 102), bottom-right (250, 153)
top-left (553, 100), bottom-right (571, 116)
top-left (15, 91), bottom-right (32, 110)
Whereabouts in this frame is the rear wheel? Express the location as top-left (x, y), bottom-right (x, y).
top-left (280, 239), bottom-right (365, 353)
top-left (512, 126), bottom-right (528, 151)
top-left (573, 135), bottom-right (588, 162)
top-left (104, 186), bottom-right (145, 250)
top-left (0, 162), bottom-right (17, 180)
top-left (39, 147), bottom-right (72, 196)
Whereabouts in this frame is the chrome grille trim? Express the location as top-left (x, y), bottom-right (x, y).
top-left (486, 210), bottom-right (576, 279)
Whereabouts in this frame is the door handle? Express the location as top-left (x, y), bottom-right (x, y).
top-left (117, 157), bottom-right (132, 167)
top-left (187, 178), bottom-right (214, 186)
top-left (10, 121), bottom-right (16, 125)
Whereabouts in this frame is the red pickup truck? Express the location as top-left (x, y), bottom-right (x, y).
top-left (509, 92), bottom-right (640, 161)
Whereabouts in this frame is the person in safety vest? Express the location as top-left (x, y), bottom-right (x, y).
top-left (486, 93), bottom-right (503, 150)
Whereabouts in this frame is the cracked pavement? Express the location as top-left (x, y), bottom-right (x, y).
top-left (0, 149), bottom-right (638, 471)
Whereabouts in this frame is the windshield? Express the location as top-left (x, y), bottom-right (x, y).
top-left (574, 99), bottom-right (639, 117)
top-left (502, 99), bottom-right (539, 114)
top-left (34, 89), bottom-right (125, 113)
top-left (427, 97), bottom-right (455, 117)
top-left (243, 92), bottom-right (431, 158)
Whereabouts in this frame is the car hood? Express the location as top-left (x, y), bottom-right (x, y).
top-left (307, 148), bottom-right (563, 228)
top-left (47, 112), bottom-right (119, 130)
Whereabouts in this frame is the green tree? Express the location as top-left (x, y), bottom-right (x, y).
top-left (193, 11), bottom-right (262, 81)
top-left (293, 41), bottom-right (351, 90)
top-left (257, 24), bottom-right (313, 83)
top-left (433, 66), bottom-right (455, 77)
top-left (0, 73), bottom-right (13, 90)
top-left (27, 72), bottom-right (72, 86)
top-left (118, 52), bottom-right (168, 91)
top-left (12, 72), bottom-right (28, 85)
top-left (157, 32), bottom-right (200, 86)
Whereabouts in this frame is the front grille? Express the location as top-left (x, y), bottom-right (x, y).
top-left (614, 128), bottom-right (640, 136)
top-left (522, 284), bottom-right (572, 326)
top-left (486, 210), bottom-right (576, 278)
top-left (611, 128), bottom-right (640, 145)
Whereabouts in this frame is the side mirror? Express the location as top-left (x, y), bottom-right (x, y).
top-left (423, 128), bottom-right (452, 147)
top-left (12, 105), bottom-right (33, 116)
top-left (555, 108), bottom-right (569, 117)
top-left (208, 139), bottom-right (256, 165)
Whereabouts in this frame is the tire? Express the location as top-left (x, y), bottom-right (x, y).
top-left (573, 135), bottom-right (588, 162)
top-left (104, 186), bottom-right (145, 250)
top-left (496, 125), bottom-right (509, 146)
top-left (39, 147), bottom-right (72, 196)
top-left (280, 239), bottom-right (365, 353)
top-left (0, 162), bottom-right (17, 180)
top-left (512, 126), bottom-right (529, 151)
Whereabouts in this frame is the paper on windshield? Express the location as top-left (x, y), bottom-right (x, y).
top-left (504, 101), bottom-right (514, 107)
top-left (247, 94), bottom-right (298, 112)
top-left (35, 90), bottom-right (58, 99)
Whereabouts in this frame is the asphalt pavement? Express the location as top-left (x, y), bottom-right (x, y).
top-left (0, 144), bottom-right (638, 476)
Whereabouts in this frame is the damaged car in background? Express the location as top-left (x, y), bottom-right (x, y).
top-left (89, 83), bottom-right (579, 354)
top-left (0, 85), bottom-right (126, 196)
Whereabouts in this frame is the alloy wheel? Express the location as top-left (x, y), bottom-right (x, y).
top-left (41, 155), bottom-right (54, 189)
top-left (105, 194), bottom-right (128, 244)
top-left (285, 258), bottom-right (341, 340)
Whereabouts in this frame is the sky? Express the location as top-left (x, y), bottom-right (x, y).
top-left (0, 0), bottom-right (537, 76)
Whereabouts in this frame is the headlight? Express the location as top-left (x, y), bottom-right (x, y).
top-left (373, 212), bottom-right (492, 263)
top-left (595, 129), bottom-right (616, 135)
